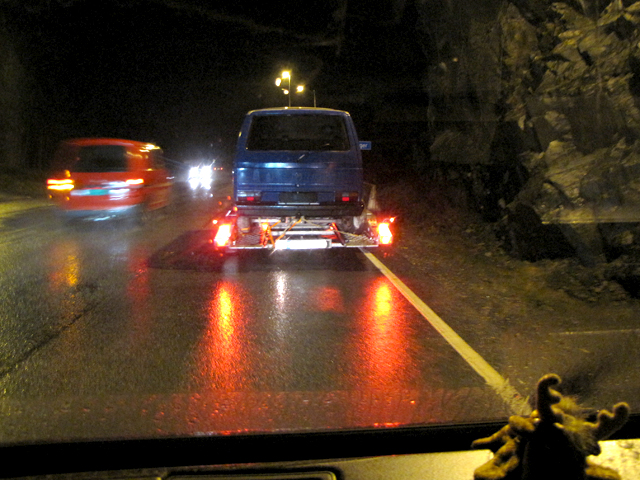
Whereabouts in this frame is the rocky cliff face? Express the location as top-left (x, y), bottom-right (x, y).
top-left (503, 1), bottom-right (640, 264)
top-left (420, 1), bottom-right (640, 265)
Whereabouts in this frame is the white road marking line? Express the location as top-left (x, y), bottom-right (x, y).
top-left (362, 250), bottom-right (532, 416)
top-left (556, 329), bottom-right (640, 336)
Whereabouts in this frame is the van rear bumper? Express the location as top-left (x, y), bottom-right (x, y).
top-left (236, 202), bottom-right (364, 218)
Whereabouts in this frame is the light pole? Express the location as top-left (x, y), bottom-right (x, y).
top-left (282, 71), bottom-right (291, 107)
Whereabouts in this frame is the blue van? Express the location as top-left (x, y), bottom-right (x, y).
top-left (233, 107), bottom-right (365, 219)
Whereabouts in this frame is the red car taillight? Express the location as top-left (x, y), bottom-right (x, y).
top-left (47, 178), bottom-right (74, 191)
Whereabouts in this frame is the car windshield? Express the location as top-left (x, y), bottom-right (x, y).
top-left (1, 0), bottom-right (639, 450)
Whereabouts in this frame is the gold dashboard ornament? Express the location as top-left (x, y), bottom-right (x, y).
top-left (472, 373), bottom-right (630, 480)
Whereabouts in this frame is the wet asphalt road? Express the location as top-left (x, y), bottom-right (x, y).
top-left (0, 179), bottom-right (637, 442)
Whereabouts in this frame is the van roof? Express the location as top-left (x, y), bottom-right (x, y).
top-left (246, 107), bottom-right (351, 116)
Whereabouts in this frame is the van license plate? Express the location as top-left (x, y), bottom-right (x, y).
top-left (279, 192), bottom-right (318, 204)
top-left (275, 239), bottom-right (331, 250)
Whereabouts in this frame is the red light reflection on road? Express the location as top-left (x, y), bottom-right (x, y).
top-left (314, 285), bottom-right (345, 313)
top-left (43, 240), bottom-right (86, 351)
top-left (125, 247), bottom-right (151, 336)
top-left (46, 240), bottom-right (86, 322)
top-left (177, 281), bottom-right (254, 434)
top-left (196, 280), bottom-right (249, 391)
top-left (350, 277), bottom-right (417, 391)
top-left (47, 241), bottom-right (80, 291)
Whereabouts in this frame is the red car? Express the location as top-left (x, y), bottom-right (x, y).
top-left (47, 138), bottom-right (173, 222)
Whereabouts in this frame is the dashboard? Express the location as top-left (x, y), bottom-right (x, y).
top-left (0, 421), bottom-right (638, 480)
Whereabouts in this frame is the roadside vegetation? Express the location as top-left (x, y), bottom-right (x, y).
top-left (0, 167), bottom-right (47, 199)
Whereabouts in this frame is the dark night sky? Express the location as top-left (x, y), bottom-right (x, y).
top-left (4, 0), bottom-right (428, 163)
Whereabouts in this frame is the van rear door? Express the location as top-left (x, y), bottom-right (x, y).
top-left (234, 109), bottom-right (364, 216)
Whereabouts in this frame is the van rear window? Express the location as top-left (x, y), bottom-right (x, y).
top-left (73, 145), bottom-right (128, 172)
top-left (246, 114), bottom-right (350, 151)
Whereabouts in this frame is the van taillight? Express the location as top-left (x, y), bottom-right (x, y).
top-left (47, 178), bottom-right (74, 191)
top-left (338, 192), bottom-right (359, 202)
top-left (378, 222), bottom-right (393, 245)
top-left (214, 223), bottom-right (233, 247)
top-left (237, 191), bottom-right (261, 203)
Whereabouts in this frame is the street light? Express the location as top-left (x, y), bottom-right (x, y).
top-left (275, 70), bottom-right (304, 107)
top-left (295, 85), bottom-right (316, 107)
